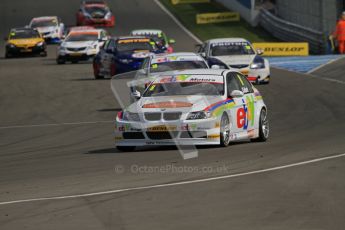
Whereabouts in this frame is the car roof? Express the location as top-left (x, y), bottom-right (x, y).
top-left (116, 36), bottom-right (152, 41)
top-left (31, 16), bottom-right (58, 21)
top-left (69, 26), bottom-right (95, 31)
top-left (207, 38), bottom-right (249, 44)
top-left (68, 29), bottom-right (102, 35)
top-left (160, 69), bottom-right (227, 76)
top-left (131, 29), bottom-right (163, 35)
top-left (151, 52), bottom-right (204, 62)
top-left (11, 27), bottom-right (36, 32)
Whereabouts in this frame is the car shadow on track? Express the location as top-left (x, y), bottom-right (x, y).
top-left (86, 142), bottom-right (251, 155)
top-left (97, 108), bottom-right (122, 112)
top-left (69, 78), bottom-right (108, 81)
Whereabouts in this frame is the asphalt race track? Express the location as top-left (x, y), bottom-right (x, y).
top-left (0, 0), bottom-right (345, 229)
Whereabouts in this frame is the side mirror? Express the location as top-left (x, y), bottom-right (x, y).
top-left (200, 52), bottom-right (206, 57)
top-left (230, 90), bottom-right (244, 98)
top-left (131, 90), bottom-right (141, 100)
top-left (256, 49), bottom-right (264, 55)
top-left (168, 38), bottom-right (175, 44)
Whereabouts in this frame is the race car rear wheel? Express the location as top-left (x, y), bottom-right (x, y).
top-left (116, 146), bottom-right (136, 152)
top-left (220, 113), bottom-right (231, 147)
top-left (255, 108), bottom-right (269, 142)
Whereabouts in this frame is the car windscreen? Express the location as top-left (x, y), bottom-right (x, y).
top-left (9, 30), bottom-right (40, 39)
top-left (31, 19), bottom-right (57, 28)
top-left (143, 82), bottom-right (224, 97)
top-left (117, 41), bottom-right (155, 52)
top-left (211, 42), bottom-right (255, 56)
top-left (84, 6), bottom-right (108, 15)
top-left (66, 33), bottom-right (98, 41)
top-left (150, 61), bottom-right (208, 73)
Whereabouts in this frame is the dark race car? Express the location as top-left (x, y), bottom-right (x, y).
top-left (93, 36), bottom-right (163, 79)
top-left (76, 0), bottom-right (115, 27)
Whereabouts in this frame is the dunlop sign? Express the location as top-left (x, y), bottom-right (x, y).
top-left (171, 0), bottom-right (210, 4)
top-left (196, 12), bottom-right (240, 24)
top-left (252, 43), bottom-right (309, 56)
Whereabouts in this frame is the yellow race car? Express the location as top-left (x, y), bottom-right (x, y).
top-left (4, 28), bottom-right (47, 58)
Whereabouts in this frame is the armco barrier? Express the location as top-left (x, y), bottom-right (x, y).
top-left (252, 42), bottom-right (309, 56)
top-left (196, 12), bottom-right (240, 24)
top-left (259, 9), bottom-right (324, 54)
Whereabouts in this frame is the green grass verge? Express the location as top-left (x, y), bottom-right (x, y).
top-left (160, 0), bottom-right (277, 42)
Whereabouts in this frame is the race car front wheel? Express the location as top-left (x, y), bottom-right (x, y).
top-left (255, 108), bottom-right (269, 142)
top-left (116, 146), bottom-right (136, 152)
top-left (220, 113), bottom-right (231, 147)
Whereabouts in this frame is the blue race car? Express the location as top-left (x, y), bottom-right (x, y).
top-left (93, 36), bottom-right (162, 79)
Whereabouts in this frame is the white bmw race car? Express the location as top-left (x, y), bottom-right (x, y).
top-left (29, 16), bottom-right (65, 43)
top-left (198, 38), bottom-right (270, 84)
top-left (57, 29), bottom-right (108, 64)
top-left (115, 69), bottom-right (269, 151)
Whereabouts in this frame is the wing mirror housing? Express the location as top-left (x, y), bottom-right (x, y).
top-left (230, 90), bottom-right (244, 98)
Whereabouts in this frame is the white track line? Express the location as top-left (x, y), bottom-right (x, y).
top-left (0, 120), bottom-right (113, 130)
top-left (1, 152), bottom-right (345, 206)
top-left (154, 0), bottom-right (202, 44)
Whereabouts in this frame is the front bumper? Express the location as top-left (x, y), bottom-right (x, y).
top-left (116, 60), bottom-right (144, 73)
top-left (6, 45), bottom-right (46, 55)
top-left (58, 50), bottom-right (97, 61)
top-left (114, 119), bottom-right (221, 146)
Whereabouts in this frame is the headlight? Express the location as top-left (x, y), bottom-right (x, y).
top-left (36, 41), bottom-right (44, 46)
top-left (119, 59), bottom-right (132, 64)
top-left (123, 112), bottom-right (140, 121)
top-left (187, 111), bottom-right (212, 120)
top-left (250, 62), bottom-right (265, 69)
top-left (7, 43), bottom-right (16, 48)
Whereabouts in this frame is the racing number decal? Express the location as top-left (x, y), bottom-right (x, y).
top-left (237, 95), bottom-right (255, 129)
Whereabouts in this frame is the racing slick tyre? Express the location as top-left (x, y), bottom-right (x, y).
top-left (220, 113), bottom-right (231, 147)
top-left (116, 146), bottom-right (136, 152)
top-left (254, 108), bottom-right (269, 142)
top-left (57, 58), bottom-right (65, 64)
